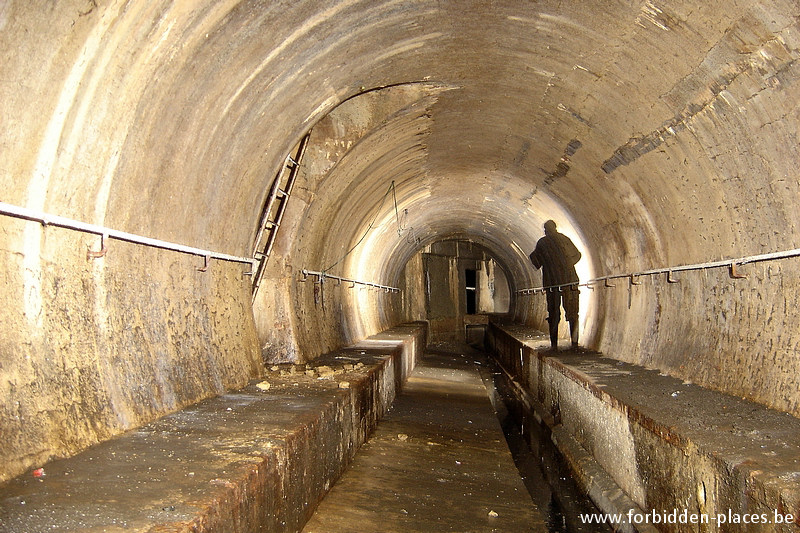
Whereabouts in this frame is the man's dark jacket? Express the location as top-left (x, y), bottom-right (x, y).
top-left (529, 231), bottom-right (581, 287)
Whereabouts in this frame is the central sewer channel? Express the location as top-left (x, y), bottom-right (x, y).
top-left (304, 342), bottom-right (612, 532)
top-left (476, 345), bottom-right (612, 533)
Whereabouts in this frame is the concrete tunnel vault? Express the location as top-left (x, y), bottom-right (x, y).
top-left (259, 80), bottom-right (595, 362)
top-left (1, 0), bottom-right (800, 502)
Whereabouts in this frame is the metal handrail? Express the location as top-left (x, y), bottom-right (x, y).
top-left (517, 247), bottom-right (800, 294)
top-left (0, 201), bottom-right (255, 268)
top-left (301, 269), bottom-right (401, 293)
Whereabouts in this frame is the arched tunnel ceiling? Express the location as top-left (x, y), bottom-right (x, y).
top-left (253, 0), bottom-right (800, 298)
top-left (92, 0), bottom-right (795, 274)
top-left (2, 0), bottom-right (800, 421)
top-left (5, 0), bottom-right (797, 272)
top-left (278, 79), bottom-right (587, 296)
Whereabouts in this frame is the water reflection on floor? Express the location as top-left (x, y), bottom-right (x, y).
top-left (476, 344), bottom-right (611, 533)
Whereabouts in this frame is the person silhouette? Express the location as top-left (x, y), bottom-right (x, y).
top-left (529, 220), bottom-right (581, 351)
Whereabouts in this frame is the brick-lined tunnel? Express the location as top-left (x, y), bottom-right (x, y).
top-left (1, 1), bottom-right (800, 531)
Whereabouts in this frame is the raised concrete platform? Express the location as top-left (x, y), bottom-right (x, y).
top-left (488, 322), bottom-right (800, 532)
top-left (302, 346), bottom-right (546, 532)
top-left (0, 322), bottom-right (426, 533)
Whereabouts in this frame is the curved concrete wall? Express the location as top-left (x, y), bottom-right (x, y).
top-left (1, 0), bottom-right (800, 480)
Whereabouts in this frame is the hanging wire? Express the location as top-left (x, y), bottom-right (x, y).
top-left (391, 182), bottom-right (411, 236)
top-left (322, 180), bottom-right (403, 274)
top-left (405, 224), bottom-right (420, 245)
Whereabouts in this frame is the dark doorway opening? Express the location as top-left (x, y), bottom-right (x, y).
top-left (465, 269), bottom-right (477, 315)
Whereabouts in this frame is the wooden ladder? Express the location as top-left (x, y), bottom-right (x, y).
top-left (251, 132), bottom-right (311, 300)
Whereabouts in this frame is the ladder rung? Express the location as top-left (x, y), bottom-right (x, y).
top-left (253, 131), bottom-right (311, 301)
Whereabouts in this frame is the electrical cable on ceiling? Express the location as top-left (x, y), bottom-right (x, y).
top-left (392, 181), bottom-right (407, 236)
top-left (322, 180), bottom-right (407, 274)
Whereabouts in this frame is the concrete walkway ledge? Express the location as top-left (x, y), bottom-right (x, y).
top-left (0, 322), bottom-right (427, 533)
top-left (487, 322), bottom-right (800, 533)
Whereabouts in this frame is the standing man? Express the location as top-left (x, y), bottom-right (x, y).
top-left (529, 220), bottom-right (581, 351)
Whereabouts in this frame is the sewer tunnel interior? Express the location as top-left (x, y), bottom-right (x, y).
top-left (1, 0), bottom-right (800, 529)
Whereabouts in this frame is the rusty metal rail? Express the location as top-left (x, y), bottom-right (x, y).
top-left (0, 201), bottom-right (255, 269)
top-left (517, 247), bottom-right (800, 294)
top-left (301, 269), bottom-right (401, 293)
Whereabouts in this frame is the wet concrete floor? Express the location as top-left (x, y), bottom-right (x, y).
top-left (303, 345), bottom-right (604, 532)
